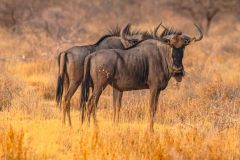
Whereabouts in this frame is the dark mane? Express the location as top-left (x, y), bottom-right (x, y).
top-left (94, 26), bottom-right (122, 45)
top-left (94, 25), bottom-right (156, 46)
top-left (122, 28), bottom-right (159, 50)
top-left (93, 25), bottom-right (122, 45)
top-left (94, 35), bottom-right (112, 45)
top-left (141, 31), bottom-right (155, 39)
top-left (108, 25), bottom-right (155, 39)
top-left (107, 25), bottom-right (121, 36)
top-left (124, 27), bottom-right (155, 39)
top-left (123, 39), bottom-right (146, 50)
top-left (160, 26), bottom-right (182, 38)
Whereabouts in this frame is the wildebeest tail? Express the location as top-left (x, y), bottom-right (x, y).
top-left (56, 51), bottom-right (68, 106)
top-left (81, 55), bottom-right (92, 104)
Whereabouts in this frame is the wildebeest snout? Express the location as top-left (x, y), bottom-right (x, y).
top-left (173, 66), bottom-right (185, 76)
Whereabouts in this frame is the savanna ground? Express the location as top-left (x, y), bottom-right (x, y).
top-left (0, 0), bottom-right (240, 159)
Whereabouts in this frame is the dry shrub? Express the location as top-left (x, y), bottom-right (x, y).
top-left (7, 60), bottom-right (57, 101)
top-left (0, 73), bottom-right (22, 111)
top-left (0, 27), bottom-right (56, 58)
top-left (11, 88), bottom-right (58, 120)
top-left (0, 127), bottom-right (28, 160)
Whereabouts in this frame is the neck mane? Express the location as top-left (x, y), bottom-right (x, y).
top-left (93, 35), bottom-right (113, 46)
top-left (93, 25), bottom-right (157, 48)
top-left (157, 41), bottom-right (174, 79)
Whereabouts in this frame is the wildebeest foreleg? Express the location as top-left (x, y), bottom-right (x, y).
top-left (113, 88), bottom-right (123, 123)
top-left (149, 87), bottom-right (160, 132)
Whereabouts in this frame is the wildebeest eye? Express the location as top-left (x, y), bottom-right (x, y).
top-left (184, 39), bottom-right (189, 44)
top-left (131, 39), bottom-right (138, 44)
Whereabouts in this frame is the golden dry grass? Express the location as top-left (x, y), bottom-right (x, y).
top-left (0, 19), bottom-right (240, 160)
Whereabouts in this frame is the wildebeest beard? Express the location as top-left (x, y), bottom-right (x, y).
top-left (171, 47), bottom-right (185, 78)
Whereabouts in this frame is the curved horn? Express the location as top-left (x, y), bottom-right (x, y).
top-left (193, 23), bottom-right (203, 42)
top-left (160, 23), bottom-right (168, 30)
top-left (120, 23), bottom-right (131, 41)
top-left (153, 22), bottom-right (162, 39)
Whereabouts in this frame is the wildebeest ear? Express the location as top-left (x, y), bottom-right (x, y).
top-left (161, 37), bottom-right (170, 44)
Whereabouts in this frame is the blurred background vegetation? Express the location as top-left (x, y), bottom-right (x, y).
top-left (0, 0), bottom-right (239, 40)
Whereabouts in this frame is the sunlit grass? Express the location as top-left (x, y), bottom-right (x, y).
top-left (1, 109), bottom-right (240, 160)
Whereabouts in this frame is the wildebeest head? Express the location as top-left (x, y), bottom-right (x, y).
top-left (156, 24), bottom-right (203, 82)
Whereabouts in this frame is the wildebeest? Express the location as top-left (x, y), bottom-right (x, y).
top-left (56, 24), bottom-right (155, 126)
top-left (81, 24), bottom-right (203, 131)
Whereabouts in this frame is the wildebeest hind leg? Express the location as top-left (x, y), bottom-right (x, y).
top-left (60, 75), bottom-right (69, 112)
top-left (80, 94), bottom-right (86, 124)
top-left (65, 81), bottom-right (82, 102)
top-left (63, 80), bottom-right (82, 126)
top-left (62, 105), bottom-right (66, 125)
top-left (62, 77), bottom-right (69, 125)
top-left (66, 100), bottom-right (71, 126)
top-left (80, 83), bottom-right (93, 124)
top-left (87, 83), bottom-right (108, 127)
